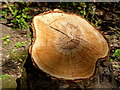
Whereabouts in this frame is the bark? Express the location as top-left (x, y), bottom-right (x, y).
top-left (16, 53), bottom-right (118, 90)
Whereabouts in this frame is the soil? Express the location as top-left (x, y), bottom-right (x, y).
top-left (1, 24), bottom-right (31, 78)
top-left (1, 2), bottom-right (120, 88)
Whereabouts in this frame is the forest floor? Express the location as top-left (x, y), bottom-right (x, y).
top-left (1, 2), bottom-right (120, 88)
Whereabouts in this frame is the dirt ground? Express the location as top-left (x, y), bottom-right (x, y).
top-left (1, 25), bottom-right (31, 78)
top-left (1, 2), bottom-right (120, 88)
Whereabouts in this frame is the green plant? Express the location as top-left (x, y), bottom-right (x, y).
top-left (0, 74), bottom-right (11, 77)
top-left (0, 10), bottom-right (7, 21)
top-left (3, 2), bottom-right (31, 29)
top-left (78, 3), bottom-right (87, 17)
top-left (110, 49), bottom-right (120, 62)
top-left (15, 42), bottom-right (23, 48)
top-left (15, 41), bottom-right (27, 48)
top-left (11, 49), bottom-right (16, 53)
top-left (109, 58), bottom-right (113, 62)
top-left (25, 33), bottom-right (32, 38)
top-left (113, 49), bottom-right (120, 59)
top-left (10, 6), bottom-right (31, 29)
top-left (21, 41), bottom-right (28, 44)
top-left (0, 74), bottom-right (11, 79)
top-left (2, 35), bottom-right (10, 45)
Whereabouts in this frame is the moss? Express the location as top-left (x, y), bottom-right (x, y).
top-left (1, 74), bottom-right (17, 88)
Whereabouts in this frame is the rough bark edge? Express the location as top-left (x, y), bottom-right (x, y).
top-left (29, 9), bottom-right (110, 81)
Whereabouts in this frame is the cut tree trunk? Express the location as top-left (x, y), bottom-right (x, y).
top-left (16, 10), bottom-right (119, 89)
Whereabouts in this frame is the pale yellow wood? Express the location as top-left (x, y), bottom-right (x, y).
top-left (31, 10), bottom-right (109, 80)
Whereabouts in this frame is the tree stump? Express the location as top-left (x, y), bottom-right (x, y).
top-left (16, 9), bottom-right (118, 89)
